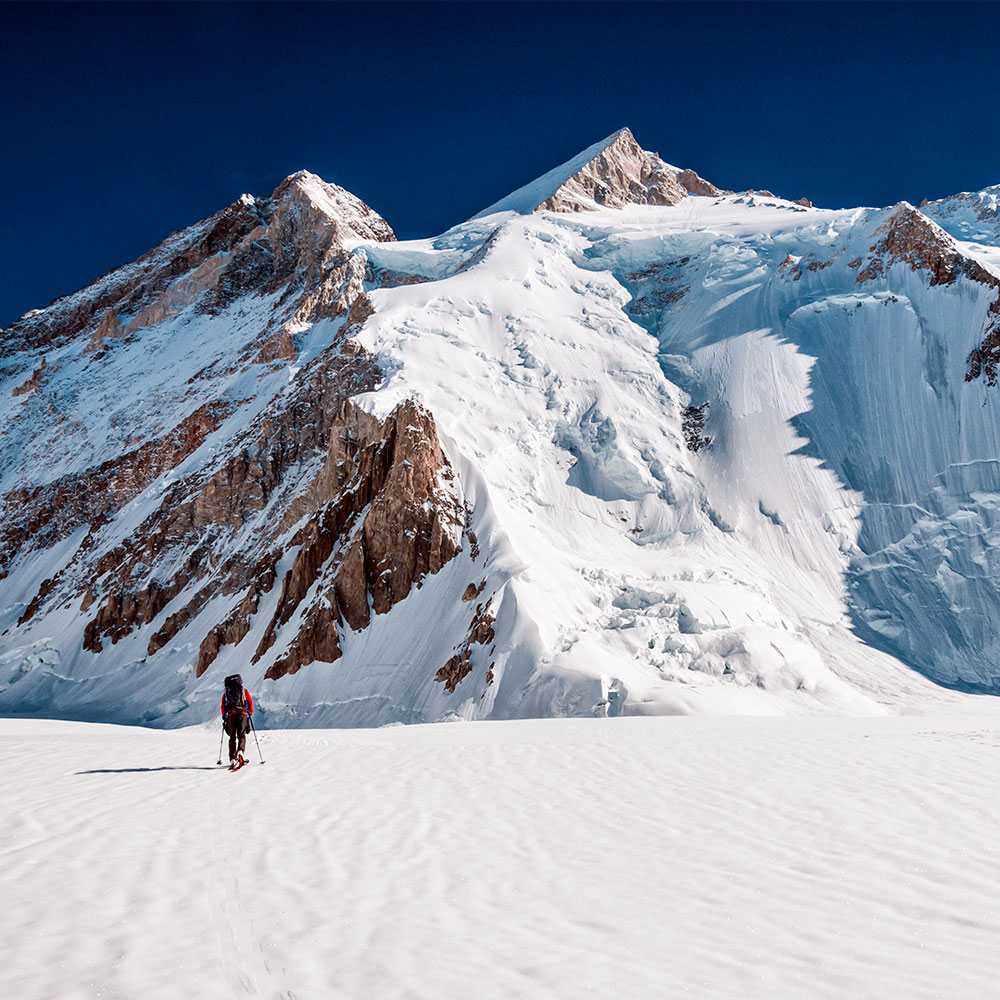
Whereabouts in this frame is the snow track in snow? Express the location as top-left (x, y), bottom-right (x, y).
top-left (3, 715), bottom-right (999, 999)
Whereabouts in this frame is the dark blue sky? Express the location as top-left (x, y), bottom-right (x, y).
top-left (3, 1), bottom-right (999, 327)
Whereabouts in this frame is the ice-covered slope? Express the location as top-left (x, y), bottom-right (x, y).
top-left (3, 132), bottom-right (1000, 726)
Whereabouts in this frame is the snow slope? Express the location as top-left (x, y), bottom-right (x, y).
top-left (3, 714), bottom-right (1000, 1000)
top-left (353, 190), bottom-right (1000, 712)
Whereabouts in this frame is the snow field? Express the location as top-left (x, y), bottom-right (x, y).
top-left (3, 715), bottom-right (999, 999)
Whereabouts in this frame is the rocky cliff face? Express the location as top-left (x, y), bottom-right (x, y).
top-left (3, 133), bottom-right (1000, 726)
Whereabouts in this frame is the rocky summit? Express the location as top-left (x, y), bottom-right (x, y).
top-left (3, 131), bottom-right (1000, 726)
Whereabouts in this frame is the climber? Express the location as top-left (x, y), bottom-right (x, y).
top-left (221, 673), bottom-right (254, 767)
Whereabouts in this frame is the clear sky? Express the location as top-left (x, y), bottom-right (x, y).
top-left (3, 0), bottom-right (999, 327)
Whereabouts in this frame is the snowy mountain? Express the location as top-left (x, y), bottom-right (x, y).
top-left (3, 129), bottom-right (1000, 727)
top-left (473, 126), bottom-right (722, 217)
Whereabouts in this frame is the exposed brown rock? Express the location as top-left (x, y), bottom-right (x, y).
top-left (256, 398), bottom-right (465, 679)
top-left (69, 347), bottom-right (458, 674)
top-left (467, 528), bottom-right (480, 561)
top-left (74, 341), bottom-right (382, 656)
top-left (0, 168), bottom-right (477, 702)
top-left (363, 404), bottom-right (462, 615)
top-left (437, 652), bottom-right (473, 693)
top-left (925, 189), bottom-right (999, 235)
top-left (253, 325), bottom-right (302, 363)
top-left (195, 560), bottom-right (277, 674)
top-left (251, 250), bottom-right (372, 364)
top-left (436, 601), bottom-right (496, 694)
top-left (625, 260), bottom-right (688, 323)
top-left (966, 329), bottom-right (1000, 387)
top-left (852, 204), bottom-right (1000, 386)
top-left (2, 170), bottom-right (395, 371)
top-left (343, 291), bottom-right (375, 334)
top-left (128, 253), bottom-right (233, 333)
top-left (857, 203), bottom-right (999, 287)
top-left (12, 358), bottom-right (48, 396)
top-left (265, 602), bottom-right (343, 680)
top-left (1, 196), bottom-right (265, 359)
top-left (8, 327), bottom-right (378, 662)
top-left (85, 309), bottom-right (125, 354)
top-left (85, 579), bottom-right (178, 651)
top-left (333, 539), bottom-right (371, 632)
top-left (538, 128), bottom-right (723, 214)
top-left (18, 575), bottom-right (57, 625)
top-left (0, 399), bottom-right (235, 563)
top-left (678, 169), bottom-right (720, 198)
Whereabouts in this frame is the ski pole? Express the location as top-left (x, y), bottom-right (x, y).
top-left (249, 714), bottom-right (265, 764)
top-left (217, 725), bottom-right (225, 766)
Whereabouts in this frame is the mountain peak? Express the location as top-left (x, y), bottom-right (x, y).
top-left (474, 127), bottom-right (722, 219)
top-left (268, 170), bottom-right (395, 243)
top-left (921, 183), bottom-right (1000, 243)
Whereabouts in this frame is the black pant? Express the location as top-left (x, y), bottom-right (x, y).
top-left (225, 714), bottom-right (249, 760)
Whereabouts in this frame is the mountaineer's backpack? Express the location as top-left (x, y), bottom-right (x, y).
top-left (223, 673), bottom-right (248, 718)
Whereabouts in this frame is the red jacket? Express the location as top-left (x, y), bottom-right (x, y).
top-left (221, 689), bottom-right (253, 719)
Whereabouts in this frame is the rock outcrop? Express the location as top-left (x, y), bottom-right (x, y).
top-left (8, 300), bottom-right (469, 691)
top-left (71, 340), bottom-right (384, 652)
top-left (852, 203), bottom-right (1000, 386)
top-left (474, 127), bottom-right (722, 218)
top-left (11, 357), bottom-right (48, 396)
top-left (923, 184), bottom-right (1000, 242)
top-left (535, 128), bottom-right (722, 213)
top-left (258, 399), bottom-right (464, 680)
top-left (1, 196), bottom-right (265, 359)
top-left (435, 600), bottom-right (496, 694)
top-left (858, 203), bottom-right (999, 288)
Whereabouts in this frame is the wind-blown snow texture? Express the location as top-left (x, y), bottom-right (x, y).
top-left (3, 715), bottom-right (1000, 1000)
top-left (4, 130), bottom-right (1000, 726)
